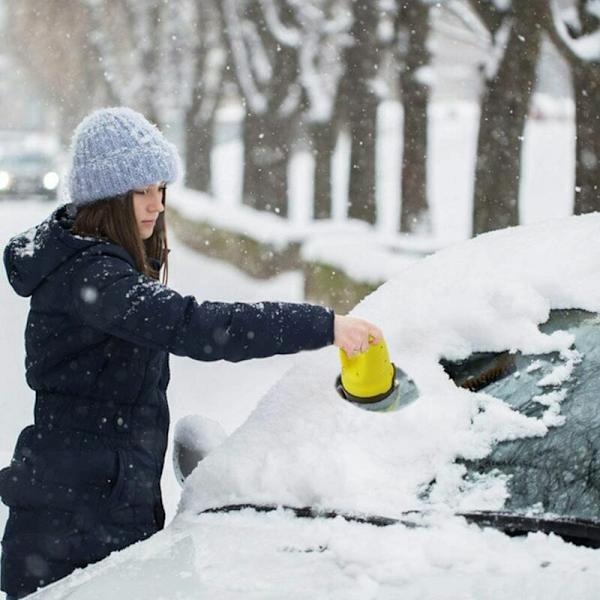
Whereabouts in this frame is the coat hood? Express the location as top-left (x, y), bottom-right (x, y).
top-left (3, 203), bottom-right (117, 297)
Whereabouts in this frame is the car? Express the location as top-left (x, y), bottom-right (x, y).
top-left (0, 150), bottom-right (61, 201)
top-left (24, 213), bottom-right (600, 598)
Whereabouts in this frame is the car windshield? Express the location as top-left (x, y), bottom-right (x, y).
top-left (175, 307), bottom-right (600, 548)
top-left (440, 309), bottom-right (600, 527)
top-left (189, 311), bottom-right (600, 547)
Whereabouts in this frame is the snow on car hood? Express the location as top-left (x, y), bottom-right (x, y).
top-left (179, 214), bottom-right (600, 518)
top-left (29, 509), bottom-right (600, 600)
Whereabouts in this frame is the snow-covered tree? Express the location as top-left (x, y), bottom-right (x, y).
top-left (295, 0), bottom-right (350, 220)
top-left (469, 0), bottom-right (545, 236)
top-left (544, 0), bottom-right (600, 215)
top-left (85, 0), bottom-right (226, 194)
top-left (82, 0), bottom-right (191, 128)
top-left (221, 0), bottom-right (429, 228)
top-left (306, 0), bottom-right (433, 230)
top-left (219, 0), bottom-right (303, 217)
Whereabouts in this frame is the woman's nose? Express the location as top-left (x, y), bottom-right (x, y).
top-left (150, 190), bottom-right (164, 211)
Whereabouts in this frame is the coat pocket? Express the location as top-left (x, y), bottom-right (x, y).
top-left (107, 448), bottom-right (128, 505)
top-left (107, 448), bottom-right (146, 526)
top-left (0, 426), bottom-right (119, 512)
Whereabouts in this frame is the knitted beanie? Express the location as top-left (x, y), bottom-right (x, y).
top-left (68, 106), bottom-right (181, 206)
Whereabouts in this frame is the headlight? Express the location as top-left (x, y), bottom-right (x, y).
top-left (42, 171), bottom-right (59, 191)
top-left (0, 171), bottom-right (12, 191)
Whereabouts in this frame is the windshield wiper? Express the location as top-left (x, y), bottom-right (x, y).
top-left (460, 511), bottom-right (600, 549)
top-left (199, 504), bottom-right (600, 549)
top-left (199, 503), bottom-right (421, 528)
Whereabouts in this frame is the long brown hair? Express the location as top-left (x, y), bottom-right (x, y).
top-left (72, 189), bottom-right (169, 284)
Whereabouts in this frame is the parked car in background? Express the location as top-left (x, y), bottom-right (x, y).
top-left (0, 150), bottom-right (60, 201)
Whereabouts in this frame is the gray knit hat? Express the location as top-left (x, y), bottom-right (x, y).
top-left (68, 106), bottom-right (181, 206)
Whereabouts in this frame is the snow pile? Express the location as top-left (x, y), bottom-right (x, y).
top-left (170, 186), bottom-right (304, 250)
top-left (300, 230), bottom-right (421, 284)
top-left (178, 213), bottom-right (600, 518)
top-left (171, 189), bottom-right (426, 283)
top-left (170, 186), bottom-right (440, 284)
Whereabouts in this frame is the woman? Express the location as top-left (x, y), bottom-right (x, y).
top-left (0, 107), bottom-right (382, 599)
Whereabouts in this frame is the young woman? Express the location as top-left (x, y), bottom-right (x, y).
top-left (0, 107), bottom-right (382, 599)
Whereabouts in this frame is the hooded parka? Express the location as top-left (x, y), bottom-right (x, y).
top-left (0, 203), bottom-right (334, 598)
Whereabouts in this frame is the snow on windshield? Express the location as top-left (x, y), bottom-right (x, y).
top-left (179, 213), bottom-right (600, 519)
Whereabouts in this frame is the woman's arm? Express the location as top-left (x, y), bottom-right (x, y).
top-left (71, 253), bottom-right (334, 362)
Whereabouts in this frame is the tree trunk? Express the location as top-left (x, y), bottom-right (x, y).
top-left (310, 121), bottom-right (338, 219)
top-left (472, 1), bottom-right (543, 236)
top-left (242, 105), bottom-right (294, 217)
top-left (347, 97), bottom-right (378, 224)
top-left (184, 95), bottom-right (215, 194)
top-left (240, 11), bottom-right (297, 218)
top-left (339, 1), bottom-right (379, 225)
top-left (141, 4), bottom-right (162, 126)
top-left (184, 21), bottom-right (223, 195)
top-left (220, 0), bottom-right (299, 218)
top-left (572, 64), bottom-right (600, 213)
top-left (569, 2), bottom-right (600, 214)
top-left (399, 1), bottom-right (431, 233)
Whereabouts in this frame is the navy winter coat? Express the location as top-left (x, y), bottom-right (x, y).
top-left (0, 203), bottom-right (334, 598)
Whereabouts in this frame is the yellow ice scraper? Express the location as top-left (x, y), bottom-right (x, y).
top-left (335, 337), bottom-right (401, 412)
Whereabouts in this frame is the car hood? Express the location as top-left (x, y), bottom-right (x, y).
top-left (27, 508), bottom-right (600, 600)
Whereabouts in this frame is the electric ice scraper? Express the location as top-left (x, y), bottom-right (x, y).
top-left (334, 338), bottom-right (418, 412)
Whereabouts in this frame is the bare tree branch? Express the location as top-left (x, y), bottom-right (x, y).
top-left (543, 0), bottom-right (600, 67)
top-left (465, 0), bottom-right (509, 34)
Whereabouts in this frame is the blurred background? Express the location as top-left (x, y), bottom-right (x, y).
top-left (1, 0), bottom-right (594, 243)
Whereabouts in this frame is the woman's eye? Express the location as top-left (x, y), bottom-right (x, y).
top-left (134, 186), bottom-right (165, 195)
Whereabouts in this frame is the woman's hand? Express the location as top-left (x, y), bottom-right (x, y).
top-left (333, 314), bottom-right (383, 357)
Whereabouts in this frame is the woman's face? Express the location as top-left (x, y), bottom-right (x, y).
top-left (132, 182), bottom-right (166, 240)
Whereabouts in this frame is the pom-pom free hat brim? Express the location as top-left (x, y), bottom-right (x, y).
top-left (68, 106), bottom-right (182, 206)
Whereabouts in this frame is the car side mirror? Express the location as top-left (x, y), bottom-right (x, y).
top-left (172, 415), bottom-right (227, 486)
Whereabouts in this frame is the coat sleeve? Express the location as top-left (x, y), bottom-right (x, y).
top-left (71, 254), bottom-right (334, 362)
